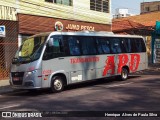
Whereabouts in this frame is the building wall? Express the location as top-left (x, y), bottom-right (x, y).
top-left (141, 1), bottom-right (160, 14)
top-left (0, 20), bottom-right (18, 79)
top-left (0, 0), bottom-right (111, 79)
top-left (0, 0), bottom-right (111, 25)
top-left (18, 14), bottom-right (111, 35)
top-left (0, 1), bottom-right (18, 79)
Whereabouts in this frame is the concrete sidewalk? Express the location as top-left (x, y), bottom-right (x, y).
top-left (0, 79), bottom-right (13, 94)
top-left (0, 79), bottom-right (10, 87)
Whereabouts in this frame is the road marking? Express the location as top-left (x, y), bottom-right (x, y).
top-left (0, 104), bottom-right (20, 110)
top-left (105, 82), bottom-right (134, 88)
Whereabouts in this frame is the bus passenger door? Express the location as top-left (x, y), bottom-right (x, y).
top-left (42, 35), bottom-right (63, 88)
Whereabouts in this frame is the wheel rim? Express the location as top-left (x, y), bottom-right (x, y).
top-left (54, 79), bottom-right (62, 91)
top-left (122, 69), bottom-right (128, 79)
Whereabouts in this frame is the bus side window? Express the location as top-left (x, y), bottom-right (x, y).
top-left (53, 38), bottom-right (61, 53)
top-left (50, 36), bottom-right (64, 53)
top-left (127, 38), bottom-right (131, 53)
top-left (140, 39), bottom-right (146, 52)
top-left (131, 38), bottom-right (142, 53)
top-left (68, 36), bottom-right (81, 56)
top-left (96, 37), bottom-right (103, 54)
top-left (134, 38), bottom-right (146, 52)
top-left (43, 36), bottom-right (64, 60)
top-left (121, 38), bottom-right (131, 53)
top-left (101, 38), bottom-right (110, 54)
top-left (80, 36), bottom-right (97, 55)
top-left (110, 38), bottom-right (122, 54)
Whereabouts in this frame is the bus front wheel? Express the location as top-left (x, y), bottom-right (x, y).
top-left (51, 76), bottom-right (64, 93)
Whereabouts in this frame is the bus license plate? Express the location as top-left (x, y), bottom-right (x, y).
top-left (13, 77), bottom-right (19, 81)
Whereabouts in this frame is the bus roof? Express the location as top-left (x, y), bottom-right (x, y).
top-left (32, 31), bottom-right (143, 39)
top-left (50, 31), bottom-right (144, 39)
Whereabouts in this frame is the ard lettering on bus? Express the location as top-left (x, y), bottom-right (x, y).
top-left (103, 56), bottom-right (115, 76)
top-left (129, 54), bottom-right (140, 72)
top-left (117, 54), bottom-right (129, 73)
top-left (103, 54), bottom-right (140, 76)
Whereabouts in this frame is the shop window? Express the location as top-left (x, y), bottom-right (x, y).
top-left (96, 0), bottom-right (102, 12)
top-left (45, 0), bottom-right (72, 6)
top-left (45, 0), bottom-right (53, 3)
top-left (145, 7), bottom-right (150, 12)
top-left (90, 0), bottom-right (109, 13)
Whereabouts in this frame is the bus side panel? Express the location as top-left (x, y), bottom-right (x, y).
top-left (70, 56), bottom-right (98, 83)
top-left (42, 55), bottom-right (110, 87)
top-left (129, 53), bottom-right (147, 73)
top-left (42, 58), bottom-right (70, 88)
top-left (138, 53), bottom-right (148, 71)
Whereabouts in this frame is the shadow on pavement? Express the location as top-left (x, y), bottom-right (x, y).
top-left (2, 75), bottom-right (141, 97)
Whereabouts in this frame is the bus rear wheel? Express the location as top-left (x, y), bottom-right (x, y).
top-left (119, 67), bottom-right (129, 81)
top-left (51, 76), bottom-right (64, 93)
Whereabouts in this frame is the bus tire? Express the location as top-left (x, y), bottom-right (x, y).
top-left (50, 76), bottom-right (64, 93)
top-left (119, 67), bottom-right (129, 81)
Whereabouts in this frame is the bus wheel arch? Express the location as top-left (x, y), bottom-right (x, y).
top-left (50, 73), bottom-right (67, 93)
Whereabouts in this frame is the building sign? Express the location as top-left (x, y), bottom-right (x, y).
top-left (66, 23), bottom-right (95, 31)
top-left (154, 39), bottom-right (160, 63)
top-left (0, 25), bottom-right (5, 37)
top-left (54, 21), bottom-right (95, 31)
top-left (0, 5), bottom-right (17, 21)
top-left (55, 21), bottom-right (63, 31)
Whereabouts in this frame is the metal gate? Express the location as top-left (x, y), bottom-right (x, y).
top-left (0, 20), bottom-right (18, 80)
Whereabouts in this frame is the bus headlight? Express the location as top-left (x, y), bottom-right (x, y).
top-left (26, 70), bottom-right (37, 76)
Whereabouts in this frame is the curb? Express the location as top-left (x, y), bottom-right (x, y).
top-left (0, 85), bottom-right (13, 94)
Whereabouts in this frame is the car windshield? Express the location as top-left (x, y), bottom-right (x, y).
top-left (13, 36), bottom-right (47, 64)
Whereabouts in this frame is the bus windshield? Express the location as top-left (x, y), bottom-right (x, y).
top-left (12, 36), bottom-right (47, 64)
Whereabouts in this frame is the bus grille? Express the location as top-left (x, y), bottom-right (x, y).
top-left (11, 72), bottom-right (24, 85)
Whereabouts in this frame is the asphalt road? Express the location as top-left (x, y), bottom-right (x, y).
top-left (0, 73), bottom-right (160, 120)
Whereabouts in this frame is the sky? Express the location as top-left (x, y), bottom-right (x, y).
top-left (112, 0), bottom-right (160, 15)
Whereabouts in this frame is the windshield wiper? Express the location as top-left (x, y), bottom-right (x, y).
top-left (27, 55), bottom-right (33, 61)
top-left (20, 55), bottom-right (33, 63)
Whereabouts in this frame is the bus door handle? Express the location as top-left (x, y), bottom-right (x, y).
top-left (58, 57), bottom-right (64, 60)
